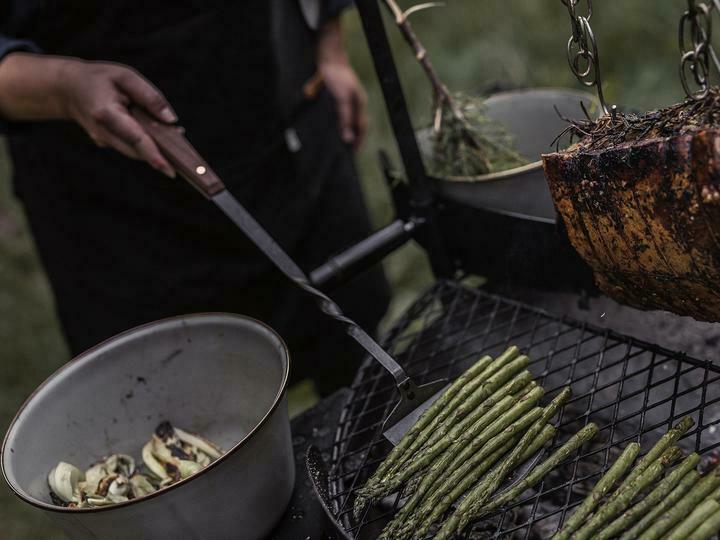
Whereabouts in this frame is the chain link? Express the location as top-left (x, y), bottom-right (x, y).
top-left (561, 0), bottom-right (610, 115)
top-left (679, 0), bottom-right (720, 99)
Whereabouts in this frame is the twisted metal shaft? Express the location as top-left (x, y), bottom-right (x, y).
top-left (293, 276), bottom-right (409, 384)
top-left (212, 190), bottom-right (409, 386)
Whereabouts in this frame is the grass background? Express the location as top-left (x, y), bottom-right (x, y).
top-left (0, 1), bottom-right (698, 537)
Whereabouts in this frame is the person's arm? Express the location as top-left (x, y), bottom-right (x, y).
top-left (0, 34), bottom-right (40, 65)
top-left (0, 34), bottom-right (41, 127)
top-left (0, 52), bottom-right (176, 177)
top-left (316, 10), bottom-right (368, 150)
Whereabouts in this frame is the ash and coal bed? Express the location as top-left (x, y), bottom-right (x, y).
top-left (326, 281), bottom-right (720, 539)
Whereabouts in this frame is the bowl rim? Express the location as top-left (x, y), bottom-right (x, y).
top-left (1, 312), bottom-right (291, 514)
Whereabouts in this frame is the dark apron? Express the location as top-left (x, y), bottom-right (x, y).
top-left (8, 1), bottom-right (390, 393)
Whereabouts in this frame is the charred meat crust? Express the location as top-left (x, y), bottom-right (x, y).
top-left (543, 129), bottom-right (720, 322)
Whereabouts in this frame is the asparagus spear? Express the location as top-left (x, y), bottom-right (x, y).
top-left (409, 409), bottom-right (541, 534)
top-left (420, 371), bottom-right (534, 452)
top-left (572, 445), bottom-right (683, 540)
top-left (613, 417), bottom-right (694, 497)
top-left (708, 483), bottom-right (720, 501)
top-left (637, 465), bottom-right (720, 540)
top-left (687, 507), bottom-right (720, 540)
top-left (409, 424), bottom-right (556, 540)
top-left (457, 388), bottom-right (572, 527)
top-left (369, 354), bottom-right (495, 483)
top-left (357, 387), bottom-right (544, 506)
top-left (379, 381), bottom-right (537, 537)
top-left (422, 385), bottom-right (537, 486)
top-left (380, 433), bottom-right (521, 540)
top-left (383, 350), bottom-right (528, 485)
top-left (595, 452), bottom-right (700, 540)
top-left (378, 393), bottom-right (520, 539)
top-left (665, 499), bottom-right (720, 540)
top-left (434, 423), bottom-right (600, 540)
top-left (419, 380), bottom-right (539, 493)
top-left (372, 348), bottom-right (529, 514)
top-left (388, 386), bottom-right (545, 492)
top-left (619, 470), bottom-right (700, 540)
top-left (572, 416), bottom-right (694, 538)
top-left (411, 376), bottom-right (536, 467)
top-left (353, 352), bottom-right (504, 518)
top-left (553, 443), bottom-right (641, 540)
top-left (402, 471), bottom-right (424, 499)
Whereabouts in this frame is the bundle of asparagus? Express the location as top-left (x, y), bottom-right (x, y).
top-left (552, 416), bottom-right (720, 540)
top-left (353, 346), bottom-right (599, 539)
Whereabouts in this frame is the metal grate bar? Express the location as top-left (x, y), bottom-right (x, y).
top-left (326, 281), bottom-right (720, 539)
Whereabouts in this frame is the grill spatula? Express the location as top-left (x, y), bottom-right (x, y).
top-left (132, 109), bottom-right (446, 444)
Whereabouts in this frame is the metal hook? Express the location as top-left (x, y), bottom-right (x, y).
top-left (679, 0), bottom-right (720, 100)
top-left (561, 0), bottom-right (610, 115)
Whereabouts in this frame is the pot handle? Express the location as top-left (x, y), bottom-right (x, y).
top-left (130, 108), bottom-right (226, 199)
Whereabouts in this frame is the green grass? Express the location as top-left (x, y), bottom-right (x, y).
top-left (0, 139), bottom-right (68, 539)
top-left (0, 1), bottom-right (697, 537)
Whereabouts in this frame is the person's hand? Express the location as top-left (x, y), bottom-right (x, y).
top-left (316, 19), bottom-right (368, 151)
top-left (319, 58), bottom-right (368, 151)
top-left (57, 59), bottom-right (176, 177)
top-left (0, 53), bottom-right (176, 177)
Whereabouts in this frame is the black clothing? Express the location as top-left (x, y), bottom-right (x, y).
top-left (5, 1), bottom-right (390, 394)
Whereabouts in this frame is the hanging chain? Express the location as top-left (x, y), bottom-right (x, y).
top-left (561, 0), bottom-right (610, 115)
top-left (679, 0), bottom-right (720, 99)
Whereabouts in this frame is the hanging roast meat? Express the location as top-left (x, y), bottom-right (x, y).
top-left (542, 119), bottom-right (720, 322)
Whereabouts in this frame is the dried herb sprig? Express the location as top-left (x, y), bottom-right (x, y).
top-left (381, 0), bottom-right (527, 177)
top-left (431, 92), bottom-right (529, 177)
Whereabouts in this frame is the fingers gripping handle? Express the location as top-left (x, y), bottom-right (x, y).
top-left (130, 108), bottom-right (225, 198)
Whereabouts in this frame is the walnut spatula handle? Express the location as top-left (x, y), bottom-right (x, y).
top-left (130, 108), bottom-right (225, 198)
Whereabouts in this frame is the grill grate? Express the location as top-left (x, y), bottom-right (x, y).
top-left (326, 280), bottom-right (720, 539)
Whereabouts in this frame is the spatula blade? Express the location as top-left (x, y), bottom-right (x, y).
top-left (383, 379), bottom-right (448, 445)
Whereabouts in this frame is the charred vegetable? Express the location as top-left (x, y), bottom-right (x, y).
top-left (596, 453), bottom-right (700, 540)
top-left (357, 346), bottom-right (602, 540)
top-left (554, 443), bottom-right (640, 540)
top-left (47, 462), bottom-right (84, 505)
top-left (146, 421), bottom-right (221, 482)
top-left (435, 423), bottom-right (600, 540)
top-left (547, 417), bottom-right (720, 540)
top-left (48, 421), bottom-right (223, 508)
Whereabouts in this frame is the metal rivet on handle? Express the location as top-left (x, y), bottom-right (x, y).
top-left (196, 166), bottom-right (206, 175)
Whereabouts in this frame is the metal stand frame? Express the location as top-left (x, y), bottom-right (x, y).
top-left (309, 0), bottom-right (452, 288)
